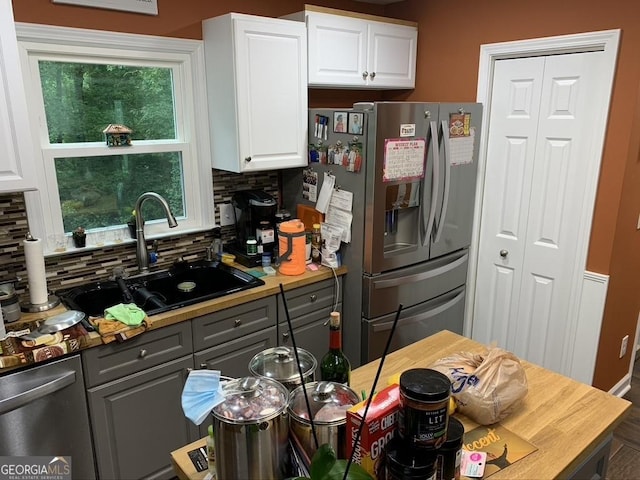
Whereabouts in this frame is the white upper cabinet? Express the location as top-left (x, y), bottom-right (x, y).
top-left (202, 13), bottom-right (308, 173)
top-left (290, 8), bottom-right (417, 89)
top-left (0, 0), bottom-right (37, 192)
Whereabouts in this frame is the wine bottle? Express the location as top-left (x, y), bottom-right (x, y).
top-left (320, 311), bottom-right (351, 385)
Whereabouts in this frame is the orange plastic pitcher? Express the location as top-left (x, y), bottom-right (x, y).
top-left (278, 219), bottom-right (306, 276)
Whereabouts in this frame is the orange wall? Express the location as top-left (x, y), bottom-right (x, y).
top-left (11, 0), bottom-right (386, 38)
top-left (385, 0), bottom-right (640, 391)
top-left (12, 0), bottom-right (640, 390)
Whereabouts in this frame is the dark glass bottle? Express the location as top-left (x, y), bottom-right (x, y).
top-left (320, 311), bottom-right (351, 385)
top-left (311, 223), bottom-right (322, 264)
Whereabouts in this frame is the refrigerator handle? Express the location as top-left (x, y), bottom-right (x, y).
top-left (424, 120), bottom-right (440, 246)
top-left (372, 252), bottom-right (468, 289)
top-left (434, 120), bottom-right (452, 243)
top-left (371, 289), bottom-right (466, 333)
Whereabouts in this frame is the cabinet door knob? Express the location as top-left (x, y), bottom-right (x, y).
top-left (200, 363), bottom-right (208, 369)
top-left (282, 332), bottom-right (289, 342)
top-left (309, 294), bottom-right (317, 303)
top-left (244, 156), bottom-right (252, 162)
top-left (499, 249), bottom-right (509, 258)
top-left (139, 349), bottom-right (147, 358)
top-left (234, 318), bottom-right (242, 327)
top-left (362, 71), bottom-right (368, 80)
top-left (369, 72), bottom-right (376, 79)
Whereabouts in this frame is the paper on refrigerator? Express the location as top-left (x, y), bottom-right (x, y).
top-left (315, 172), bottom-right (335, 213)
top-left (325, 189), bottom-right (353, 243)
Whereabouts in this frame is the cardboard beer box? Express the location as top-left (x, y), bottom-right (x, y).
top-left (346, 384), bottom-right (400, 478)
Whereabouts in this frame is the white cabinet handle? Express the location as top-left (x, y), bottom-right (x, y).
top-left (362, 71), bottom-right (368, 80)
top-left (369, 72), bottom-right (376, 79)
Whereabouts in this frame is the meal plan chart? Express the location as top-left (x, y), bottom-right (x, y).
top-left (383, 138), bottom-right (426, 182)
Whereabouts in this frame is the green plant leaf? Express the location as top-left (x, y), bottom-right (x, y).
top-left (310, 444), bottom-right (337, 479)
top-left (322, 460), bottom-right (374, 480)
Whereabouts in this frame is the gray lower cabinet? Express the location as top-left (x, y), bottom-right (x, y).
top-left (278, 278), bottom-right (342, 375)
top-left (83, 322), bottom-right (197, 480)
top-left (567, 434), bottom-right (611, 480)
top-left (192, 296), bottom-right (278, 438)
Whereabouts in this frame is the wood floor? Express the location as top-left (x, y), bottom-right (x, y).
top-left (607, 356), bottom-right (640, 479)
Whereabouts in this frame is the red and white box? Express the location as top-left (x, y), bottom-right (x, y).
top-left (346, 384), bottom-right (400, 478)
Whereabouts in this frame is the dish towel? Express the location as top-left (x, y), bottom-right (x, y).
top-left (104, 303), bottom-right (146, 326)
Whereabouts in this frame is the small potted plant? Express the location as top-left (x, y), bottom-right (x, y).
top-left (72, 227), bottom-right (86, 248)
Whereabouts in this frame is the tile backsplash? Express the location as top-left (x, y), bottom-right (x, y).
top-left (0, 169), bottom-right (279, 301)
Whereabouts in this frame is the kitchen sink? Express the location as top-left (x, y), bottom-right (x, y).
top-left (56, 260), bottom-right (265, 317)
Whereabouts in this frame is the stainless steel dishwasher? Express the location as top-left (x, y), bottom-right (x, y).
top-left (0, 354), bottom-right (97, 479)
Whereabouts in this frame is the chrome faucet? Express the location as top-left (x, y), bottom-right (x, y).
top-left (134, 192), bottom-right (178, 273)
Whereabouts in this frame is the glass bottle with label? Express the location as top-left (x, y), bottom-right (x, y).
top-left (311, 223), bottom-right (322, 264)
top-left (320, 311), bottom-right (351, 385)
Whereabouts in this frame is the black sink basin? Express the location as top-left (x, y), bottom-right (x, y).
top-left (56, 261), bottom-right (265, 317)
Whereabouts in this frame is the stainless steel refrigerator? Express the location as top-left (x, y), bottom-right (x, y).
top-left (283, 101), bottom-right (482, 365)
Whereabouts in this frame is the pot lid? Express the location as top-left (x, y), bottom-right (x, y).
top-left (289, 381), bottom-right (360, 425)
top-left (212, 376), bottom-right (288, 423)
top-left (248, 347), bottom-right (317, 383)
top-left (38, 310), bottom-right (85, 334)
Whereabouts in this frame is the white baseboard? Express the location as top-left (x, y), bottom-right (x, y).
top-left (609, 372), bottom-right (631, 398)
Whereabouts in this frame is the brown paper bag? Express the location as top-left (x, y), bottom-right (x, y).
top-left (431, 347), bottom-right (528, 425)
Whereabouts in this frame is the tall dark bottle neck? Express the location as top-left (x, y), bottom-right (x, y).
top-left (329, 326), bottom-right (342, 351)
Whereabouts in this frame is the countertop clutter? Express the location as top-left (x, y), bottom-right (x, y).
top-left (171, 330), bottom-right (631, 480)
top-left (0, 265), bottom-right (346, 373)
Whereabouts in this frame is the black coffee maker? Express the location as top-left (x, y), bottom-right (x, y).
top-left (228, 190), bottom-right (277, 266)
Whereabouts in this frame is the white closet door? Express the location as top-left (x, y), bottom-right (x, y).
top-left (473, 51), bottom-right (604, 374)
top-left (473, 57), bottom-right (545, 348)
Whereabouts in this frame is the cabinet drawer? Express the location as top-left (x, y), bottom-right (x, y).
top-left (279, 303), bottom-right (341, 374)
top-left (278, 278), bottom-right (341, 322)
top-left (82, 322), bottom-right (193, 388)
top-left (192, 296), bottom-right (277, 351)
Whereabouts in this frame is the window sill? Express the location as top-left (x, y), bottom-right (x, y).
top-left (43, 225), bottom-right (216, 258)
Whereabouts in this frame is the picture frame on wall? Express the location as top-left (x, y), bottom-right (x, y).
top-left (52, 0), bottom-right (159, 15)
top-left (333, 112), bottom-right (347, 133)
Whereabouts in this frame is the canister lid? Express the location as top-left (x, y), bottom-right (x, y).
top-left (400, 368), bottom-right (451, 402)
top-left (288, 381), bottom-right (359, 425)
top-left (212, 376), bottom-right (288, 423)
top-left (248, 347), bottom-right (317, 384)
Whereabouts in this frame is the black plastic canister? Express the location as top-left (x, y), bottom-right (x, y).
top-left (436, 416), bottom-right (465, 480)
top-left (398, 369), bottom-right (451, 448)
top-left (384, 436), bottom-right (438, 480)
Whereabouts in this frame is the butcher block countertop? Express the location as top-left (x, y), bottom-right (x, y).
top-left (2, 265), bottom-right (346, 367)
top-left (351, 330), bottom-right (631, 480)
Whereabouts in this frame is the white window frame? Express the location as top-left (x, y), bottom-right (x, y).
top-left (16, 23), bottom-right (215, 255)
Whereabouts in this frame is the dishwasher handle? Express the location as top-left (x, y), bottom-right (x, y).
top-left (0, 370), bottom-right (76, 415)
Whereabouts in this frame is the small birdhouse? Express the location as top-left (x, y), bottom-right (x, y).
top-left (103, 124), bottom-right (132, 147)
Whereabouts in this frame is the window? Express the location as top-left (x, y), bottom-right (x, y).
top-left (17, 23), bottom-right (214, 254)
